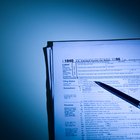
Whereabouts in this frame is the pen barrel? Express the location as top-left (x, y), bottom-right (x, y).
top-left (98, 82), bottom-right (140, 108)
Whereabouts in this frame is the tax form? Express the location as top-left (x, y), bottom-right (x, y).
top-left (51, 40), bottom-right (140, 140)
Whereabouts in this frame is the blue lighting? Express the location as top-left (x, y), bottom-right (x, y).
top-left (1, 0), bottom-right (140, 140)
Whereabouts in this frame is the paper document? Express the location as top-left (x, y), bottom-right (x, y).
top-left (44, 39), bottom-right (140, 140)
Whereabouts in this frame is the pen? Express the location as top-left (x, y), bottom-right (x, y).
top-left (95, 81), bottom-right (140, 109)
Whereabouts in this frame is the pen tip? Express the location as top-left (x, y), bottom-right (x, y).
top-left (94, 81), bottom-right (100, 84)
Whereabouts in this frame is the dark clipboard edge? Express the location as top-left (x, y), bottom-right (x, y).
top-left (46, 38), bottom-right (140, 43)
top-left (43, 41), bottom-right (54, 140)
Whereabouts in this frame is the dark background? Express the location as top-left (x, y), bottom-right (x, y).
top-left (1, 0), bottom-right (140, 139)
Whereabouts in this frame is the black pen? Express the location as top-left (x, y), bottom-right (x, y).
top-left (95, 81), bottom-right (140, 109)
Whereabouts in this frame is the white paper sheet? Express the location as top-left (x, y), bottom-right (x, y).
top-left (51, 40), bottom-right (140, 140)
